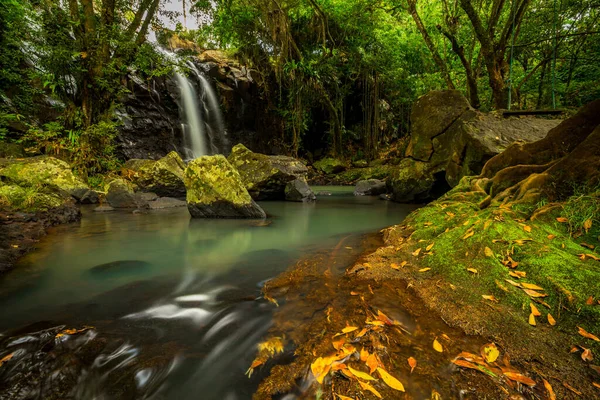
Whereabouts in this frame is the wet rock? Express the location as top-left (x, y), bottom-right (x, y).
top-left (94, 205), bottom-right (115, 212)
top-left (285, 179), bottom-right (316, 202)
top-left (379, 193), bottom-right (392, 201)
top-left (387, 158), bottom-right (438, 203)
top-left (184, 155), bottom-right (266, 218)
top-left (79, 190), bottom-right (100, 204)
top-left (228, 144), bottom-right (308, 200)
top-left (123, 152), bottom-right (186, 198)
top-left (0, 142), bottom-right (25, 158)
top-left (354, 179), bottom-right (386, 196)
top-left (0, 156), bottom-right (90, 202)
top-left (139, 192), bottom-right (159, 202)
top-left (105, 179), bottom-right (147, 209)
top-left (313, 158), bottom-right (347, 175)
top-left (148, 197), bottom-right (187, 209)
top-left (90, 260), bottom-right (151, 274)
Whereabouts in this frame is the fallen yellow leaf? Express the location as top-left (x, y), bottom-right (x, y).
top-left (530, 303), bottom-right (541, 317)
top-left (529, 313), bottom-right (536, 326)
top-left (376, 367), bottom-right (405, 391)
top-left (365, 353), bottom-right (378, 374)
top-left (523, 225), bottom-right (532, 233)
top-left (484, 247), bottom-right (494, 257)
top-left (548, 313), bottom-right (556, 326)
top-left (358, 380), bottom-right (382, 398)
top-left (419, 268), bottom-right (431, 272)
top-left (426, 243), bottom-right (434, 251)
top-left (482, 295), bottom-right (498, 303)
top-left (509, 270), bottom-right (526, 278)
top-left (481, 343), bottom-right (499, 363)
top-left (523, 289), bottom-right (547, 298)
top-left (433, 338), bottom-right (443, 353)
top-left (547, 234), bottom-right (556, 240)
top-left (467, 268), bottom-right (478, 274)
top-left (521, 282), bottom-right (544, 291)
top-left (348, 366), bottom-right (376, 381)
top-left (583, 219), bottom-right (593, 232)
top-left (463, 229), bottom-right (475, 240)
top-left (412, 248), bottom-right (422, 256)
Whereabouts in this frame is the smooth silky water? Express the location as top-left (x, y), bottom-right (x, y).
top-left (0, 188), bottom-right (417, 399)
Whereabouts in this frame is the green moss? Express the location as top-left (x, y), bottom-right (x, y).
top-left (184, 155), bottom-right (254, 206)
top-left (227, 144), bottom-right (280, 190)
top-left (0, 156), bottom-right (88, 195)
top-left (336, 165), bottom-right (392, 184)
top-left (0, 183), bottom-right (66, 212)
top-left (395, 188), bottom-right (600, 353)
top-left (313, 157), bottom-right (347, 175)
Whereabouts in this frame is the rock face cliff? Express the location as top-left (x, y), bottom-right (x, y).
top-left (115, 50), bottom-right (277, 161)
top-left (388, 90), bottom-right (561, 202)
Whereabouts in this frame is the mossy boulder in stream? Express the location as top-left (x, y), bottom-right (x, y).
top-left (227, 144), bottom-right (308, 200)
top-left (0, 183), bottom-right (70, 212)
top-left (312, 157), bottom-right (347, 175)
top-left (0, 156), bottom-right (90, 201)
top-left (184, 155), bottom-right (266, 218)
top-left (105, 179), bottom-right (146, 209)
top-left (123, 151), bottom-right (186, 197)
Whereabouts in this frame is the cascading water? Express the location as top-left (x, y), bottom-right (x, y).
top-left (155, 46), bottom-right (226, 160)
top-left (176, 73), bottom-right (209, 159)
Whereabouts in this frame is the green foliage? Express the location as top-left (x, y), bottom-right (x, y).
top-left (561, 188), bottom-right (600, 236)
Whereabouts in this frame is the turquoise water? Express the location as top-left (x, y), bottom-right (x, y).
top-left (0, 188), bottom-right (417, 399)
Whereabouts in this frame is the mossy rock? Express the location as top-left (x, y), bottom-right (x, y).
top-left (105, 179), bottom-right (143, 209)
top-left (336, 165), bottom-right (393, 185)
top-left (227, 144), bottom-right (308, 200)
top-left (123, 151), bottom-right (186, 197)
top-left (0, 182), bottom-right (70, 212)
top-left (313, 158), bottom-right (347, 175)
top-left (0, 156), bottom-right (89, 200)
top-left (387, 158), bottom-right (438, 202)
top-left (184, 155), bottom-right (266, 218)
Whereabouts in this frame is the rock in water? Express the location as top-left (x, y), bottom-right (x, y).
top-left (123, 151), bottom-right (186, 197)
top-left (313, 157), bottom-right (347, 175)
top-left (285, 179), bottom-right (316, 202)
top-left (354, 179), bottom-right (386, 196)
top-left (105, 179), bottom-right (147, 209)
top-left (148, 197), bottom-right (187, 209)
top-left (184, 155), bottom-right (266, 218)
top-left (227, 144), bottom-right (308, 200)
top-left (0, 156), bottom-right (90, 202)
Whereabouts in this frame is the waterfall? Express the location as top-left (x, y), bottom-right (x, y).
top-left (175, 73), bottom-right (209, 159)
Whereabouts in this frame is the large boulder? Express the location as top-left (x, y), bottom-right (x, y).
top-left (184, 155), bottom-right (266, 218)
top-left (123, 151), bottom-right (186, 197)
top-left (285, 179), bottom-right (316, 202)
top-left (389, 91), bottom-right (561, 202)
top-left (0, 156), bottom-right (90, 201)
top-left (105, 179), bottom-right (147, 209)
top-left (313, 158), bottom-right (347, 175)
top-left (227, 144), bottom-right (308, 200)
top-left (354, 179), bottom-right (387, 196)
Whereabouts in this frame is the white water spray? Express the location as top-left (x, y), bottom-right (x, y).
top-left (175, 73), bottom-right (209, 158)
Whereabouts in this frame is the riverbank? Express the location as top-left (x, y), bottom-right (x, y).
top-left (251, 178), bottom-right (600, 399)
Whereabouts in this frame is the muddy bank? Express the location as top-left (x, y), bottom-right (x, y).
top-left (0, 205), bottom-right (80, 274)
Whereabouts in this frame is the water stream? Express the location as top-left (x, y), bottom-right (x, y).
top-left (0, 189), bottom-right (417, 399)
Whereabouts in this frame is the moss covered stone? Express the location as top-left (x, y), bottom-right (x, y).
top-left (228, 143), bottom-right (308, 200)
top-left (0, 183), bottom-right (68, 212)
top-left (184, 155), bottom-right (266, 218)
top-left (312, 157), bottom-right (347, 175)
top-left (0, 156), bottom-right (89, 200)
top-left (387, 158), bottom-right (437, 202)
top-left (123, 151), bottom-right (186, 197)
top-left (105, 179), bottom-right (141, 208)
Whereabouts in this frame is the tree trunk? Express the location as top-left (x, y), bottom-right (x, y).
top-left (407, 0), bottom-right (456, 90)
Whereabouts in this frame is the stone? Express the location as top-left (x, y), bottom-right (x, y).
top-left (94, 205), bottom-right (115, 212)
top-left (354, 179), bottom-right (387, 196)
top-left (105, 179), bottom-right (146, 209)
top-left (123, 151), bottom-right (186, 197)
top-left (0, 156), bottom-right (90, 201)
top-left (0, 142), bottom-right (25, 158)
top-left (140, 192), bottom-right (159, 202)
top-left (148, 197), bottom-right (187, 209)
top-left (389, 90), bottom-right (561, 203)
top-left (405, 90), bottom-right (471, 161)
top-left (227, 143), bottom-right (308, 200)
top-left (0, 182), bottom-right (70, 212)
top-left (285, 179), bottom-right (316, 202)
top-left (184, 155), bottom-right (266, 218)
top-left (313, 158), bottom-right (347, 175)
top-left (79, 190), bottom-right (100, 204)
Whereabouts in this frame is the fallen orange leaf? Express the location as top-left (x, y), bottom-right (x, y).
top-left (523, 225), bottom-right (532, 233)
top-left (521, 282), bottom-right (544, 291)
top-left (548, 313), bottom-right (556, 326)
top-left (530, 303), bottom-right (541, 317)
top-left (504, 371), bottom-right (536, 386)
top-left (523, 289), bottom-right (547, 298)
top-left (365, 353), bottom-right (378, 374)
top-left (433, 338), bottom-right (443, 353)
top-left (482, 295), bottom-right (498, 303)
top-left (578, 326), bottom-right (600, 341)
top-left (529, 313), bottom-right (536, 326)
top-left (348, 366), bottom-right (376, 381)
top-left (563, 382), bottom-right (582, 395)
top-left (412, 248), bottom-right (422, 256)
top-left (582, 348), bottom-right (594, 362)
top-left (0, 353), bottom-right (13, 367)
top-left (408, 357), bottom-right (417, 373)
top-left (543, 379), bottom-right (556, 400)
top-left (556, 217), bottom-right (568, 223)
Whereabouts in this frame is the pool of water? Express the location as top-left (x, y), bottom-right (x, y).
top-left (0, 188), bottom-right (417, 399)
